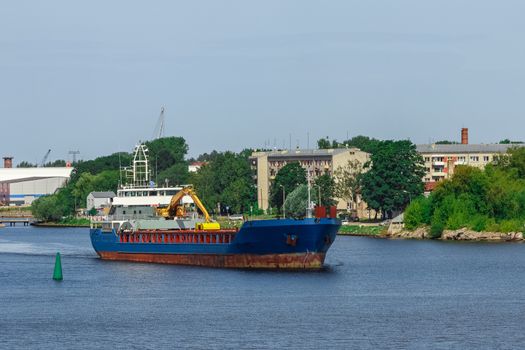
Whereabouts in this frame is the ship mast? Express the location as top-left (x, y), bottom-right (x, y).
top-left (132, 143), bottom-right (151, 188)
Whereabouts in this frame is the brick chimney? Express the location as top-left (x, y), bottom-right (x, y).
top-left (461, 128), bottom-right (469, 145)
top-left (3, 157), bottom-right (13, 168)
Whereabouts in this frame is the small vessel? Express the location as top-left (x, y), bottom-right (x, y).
top-left (89, 143), bottom-right (340, 269)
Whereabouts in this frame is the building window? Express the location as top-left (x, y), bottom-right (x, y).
top-left (424, 157), bottom-right (430, 162)
top-left (470, 156), bottom-right (479, 162)
top-left (483, 156), bottom-right (490, 162)
top-left (458, 156), bottom-right (466, 162)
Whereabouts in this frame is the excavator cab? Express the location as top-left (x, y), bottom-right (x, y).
top-left (175, 205), bottom-right (185, 218)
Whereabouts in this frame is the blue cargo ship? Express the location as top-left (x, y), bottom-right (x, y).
top-left (90, 217), bottom-right (339, 269)
top-left (89, 142), bottom-right (340, 269)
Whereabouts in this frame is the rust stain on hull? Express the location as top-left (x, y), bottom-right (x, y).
top-left (98, 251), bottom-right (326, 269)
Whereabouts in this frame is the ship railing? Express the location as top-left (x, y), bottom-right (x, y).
top-left (90, 219), bottom-right (104, 229)
top-left (106, 214), bottom-right (155, 221)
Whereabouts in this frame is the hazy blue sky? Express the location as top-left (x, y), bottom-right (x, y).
top-left (1, 1), bottom-right (524, 164)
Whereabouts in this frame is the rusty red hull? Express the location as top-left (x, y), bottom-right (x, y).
top-left (98, 251), bottom-right (326, 269)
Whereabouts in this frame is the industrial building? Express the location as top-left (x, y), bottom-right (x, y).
top-left (250, 148), bottom-right (370, 215)
top-left (0, 157), bottom-right (74, 206)
top-left (417, 129), bottom-right (523, 191)
top-left (86, 191), bottom-right (116, 210)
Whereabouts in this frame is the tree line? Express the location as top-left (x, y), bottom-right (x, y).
top-left (404, 147), bottom-right (525, 236)
top-left (30, 135), bottom-right (426, 222)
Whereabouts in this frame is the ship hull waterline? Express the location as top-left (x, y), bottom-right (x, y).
top-left (97, 251), bottom-right (326, 269)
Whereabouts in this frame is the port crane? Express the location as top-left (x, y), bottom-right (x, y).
top-left (39, 149), bottom-right (51, 167)
top-left (152, 106), bottom-right (166, 140)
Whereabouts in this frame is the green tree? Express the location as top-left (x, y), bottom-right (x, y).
top-left (32, 195), bottom-right (66, 221)
top-left (270, 162), bottom-right (307, 210)
top-left (342, 135), bottom-right (381, 154)
top-left (360, 140), bottom-right (425, 218)
top-left (284, 184), bottom-right (318, 219)
top-left (72, 173), bottom-right (96, 206)
top-left (146, 136), bottom-right (188, 172)
top-left (158, 163), bottom-right (189, 187)
top-left (71, 170), bottom-right (120, 209)
top-left (317, 137), bottom-right (331, 149)
top-left (333, 159), bottom-right (363, 212)
top-left (73, 152), bottom-right (132, 181)
top-left (44, 160), bottom-right (67, 167)
top-left (435, 140), bottom-right (459, 145)
top-left (499, 139), bottom-right (523, 144)
top-left (192, 151), bottom-right (256, 214)
top-left (313, 173), bottom-right (336, 206)
top-left (17, 161), bottom-right (37, 168)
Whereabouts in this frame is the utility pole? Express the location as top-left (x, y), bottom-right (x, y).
top-left (280, 185), bottom-right (286, 219)
top-left (306, 167), bottom-right (312, 218)
top-left (307, 132), bottom-right (310, 150)
top-left (68, 150), bottom-right (80, 164)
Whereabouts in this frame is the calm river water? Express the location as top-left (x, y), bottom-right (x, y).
top-left (1, 226), bottom-right (525, 349)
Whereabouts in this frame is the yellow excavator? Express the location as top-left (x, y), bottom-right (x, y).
top-left (156, 186), bottom-right (221, 230)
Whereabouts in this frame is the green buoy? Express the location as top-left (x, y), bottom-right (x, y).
top-left (53, 252), bottom-right (63, 281)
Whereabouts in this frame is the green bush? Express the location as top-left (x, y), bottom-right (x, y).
top-left (413, 160), bottom-right (525, 234)
top-left (430, 219), bottom-right (445, 239)
top-left (496, 219), bottom-right (524, 233)
top-left (32, 196), bottom-right (65, 222)
top-left (404, 197), bottom-right (431, 229)
top-left (469, 215), bottom-right (492, 232)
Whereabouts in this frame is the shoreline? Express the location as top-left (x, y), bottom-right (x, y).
top-left (32, 222), bottom-right (90, 228)
top-left (386, 225), bottom-right (524, 242)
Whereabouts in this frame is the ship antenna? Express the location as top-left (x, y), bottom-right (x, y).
top-left (307, 164), bottom-right (312, 218)
top-left (119, 151), bottom-right (122, 188)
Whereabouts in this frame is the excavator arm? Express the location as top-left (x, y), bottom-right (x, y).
top-left (158, 186), bottom-right (220, 230)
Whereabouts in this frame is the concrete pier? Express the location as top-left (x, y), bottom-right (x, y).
top-left (0, 218), bottom-right (34, 226)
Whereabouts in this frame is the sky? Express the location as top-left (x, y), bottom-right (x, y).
top-left (1, 1), bottom-right (525, 164)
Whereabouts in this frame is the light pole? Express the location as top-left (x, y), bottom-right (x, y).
top-left (280, 185), bottom-right (286, 219)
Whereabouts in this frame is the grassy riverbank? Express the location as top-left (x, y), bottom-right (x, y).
top-left (0, 206), bottom-right (32, 217)
top-left (34, 217), bottom-right (91, 228)
top-left (338, 225), bottom-right (386, 236)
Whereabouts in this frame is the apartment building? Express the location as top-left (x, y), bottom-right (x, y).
top-left (250, 148), bottom-right (369, 212)
top-left (417, 129), bottom-right (522, 191)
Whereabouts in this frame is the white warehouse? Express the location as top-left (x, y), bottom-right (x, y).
top-left (0, 157), bottom-right (74, 205)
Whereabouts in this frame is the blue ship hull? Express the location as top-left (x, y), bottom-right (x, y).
top-left (90, 218), bottom-right (340, 269)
